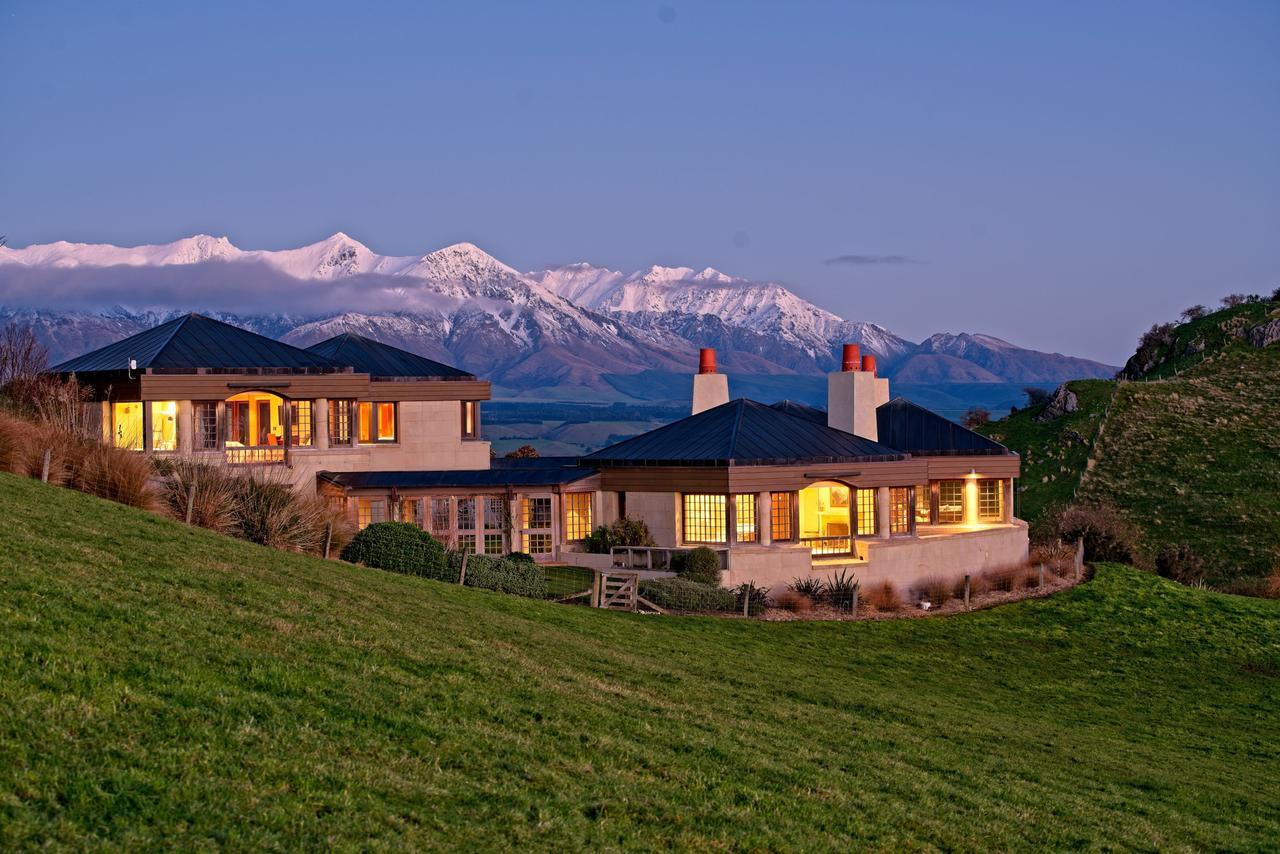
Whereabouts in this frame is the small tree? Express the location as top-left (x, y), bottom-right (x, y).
top-left (1220, 293), bottom-right (1247, 308)
top-left (1155, 543), bottom-right (1206, 586)
top-left (504, 444), bottom-right (540, 458)
top-left (1180, 305), bottom-right (1208, 322)
top-left (961, 407), bottom-right (990, 429)
top-left (1023, 386), bottom-right (1052, 407)
top-left (680, 547), bottom-right (722, 586)
top-left (1052, 504), bottom-right (1141, 564)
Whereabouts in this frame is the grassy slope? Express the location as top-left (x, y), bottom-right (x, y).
top-left (2, 474), bottom-right (1279, 849)
top-left (1080, 340), bottom-right (1280, 582)
top-left (978, 379), bottom-right (1115, 525)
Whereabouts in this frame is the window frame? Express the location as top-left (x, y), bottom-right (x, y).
top-left (770, 491), bottom-right (796, 542)
top-left (890, 487), bottom-right (913, 536)
top-left (682, 493), bottom-right (728, 545)
top-left (111, 401), bottom-right (144, 451)
top-left (461, 400), bottom-right (480, 440)
top-left (357, 401), bottom-right (399, 445)
top-left (937, 480), bottom-right (965, 524)
top-left (150, 400), bottom-right (178, 452)
top-left (328, 399), bottom-right (354, 446)
top-left (855, 488), bottom-right (878, 537)
top-left (978, 479), bottom-right (1004, 522)
top-left (733, 493), bottom-right (758, 543)
top-left (290, 400), bottom-right (314, 448)
top-left (193, 401), bottom-right (220, 451)
top-left (563, 492), bottom-right (592, 542)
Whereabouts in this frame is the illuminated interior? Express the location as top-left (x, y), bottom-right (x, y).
top-left (682, 494), bottom-right (727, 544)
top-left (111, 401), bottom-right (143, 451)
top-left (225, 391), bottom-right (285, 447)
top-left (150, 400), bottom-right (178, 451)
top-left (798, 481), bottom-right (851, 541)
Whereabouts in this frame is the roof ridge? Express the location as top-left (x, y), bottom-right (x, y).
top-left (148, 313), bottom-right (197, 364)
top-left (728, 398), bottom-right (747, 456)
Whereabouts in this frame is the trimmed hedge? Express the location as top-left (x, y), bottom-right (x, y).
top-left (639, 577), bottom-right (737, 612)
top-left (341, 522), bottom-right (448, 578)
top-left (446, 552), bottom-right (547, 598)
top-left (680, 547), bottom-right (722, 586)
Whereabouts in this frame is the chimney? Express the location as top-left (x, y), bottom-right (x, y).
top-left (827, 343), bottom-right (888, 440)
top-left (691, 347), bottom-right (729, 414)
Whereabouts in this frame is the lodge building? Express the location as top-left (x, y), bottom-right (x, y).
top-left (52, 319), bottom-right (1027, 594)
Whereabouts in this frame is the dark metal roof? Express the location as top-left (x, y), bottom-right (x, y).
top-left (876, 397), bottom-right (1012, 456)
top-left (582, 398), bottom-right (905, 467)
top-left (769, 399), bottom-right (828, 425)
top-left (305, 333), bottom-right (474, 380)
top-left (319, 465), bottom-right (596, 490)
top-left (48, 313), bottom-right (343, 375)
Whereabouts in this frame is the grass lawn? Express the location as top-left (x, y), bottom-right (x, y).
top-left (2, 473), bottom-right (1278, 849)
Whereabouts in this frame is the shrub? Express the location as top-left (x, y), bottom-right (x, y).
top-left (962, 406), bottom-right (990, 428)
top-left (909, 575), bottom-right (953, 607)
top-left (1030, 540), bottom-right (1076, 577)
top-left (788, 576), bottom-right (826, 601)
top-left (71, 442), bottom-right (157, 511)
top-left (825, 570), bottom-right (860, 612)
top-left (681, 546), bottom-right (722, 586)
top-left (734, 582), bottom-right (769, 617)
top-left (461, 554), bottom-right (546, 597)
top-left (1023, 386), bottom-right (1052, 407)
top-left (156, 459), bottom-right (239, 534)
top-left (639, 577), bottom-right (737, 612)
top-left (1181, 305), bottom-right (1208, 322)
top-left (773, 591), bottom-right (812, 613)
top-left (1051, 503), bottom-right (1140, 564)
top-left (864, 580), bottom-right (901, 612)
top-left (343, 521), bottom-right (447, 576)
top-left (583, 517), bottom-right (655, 554)
top-left (1156, 543), bottom-right (1206, 586)
top-left (506, 551), bottom-right (536, 564)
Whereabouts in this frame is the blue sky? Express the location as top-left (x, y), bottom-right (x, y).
top-left (1, 0), bottom-right (1277, 363)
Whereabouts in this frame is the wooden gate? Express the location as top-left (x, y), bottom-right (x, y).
top-left (595, 571), bottom-right (639, 611)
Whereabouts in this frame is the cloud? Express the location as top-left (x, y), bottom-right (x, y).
top-left (824, 254), bottom-right (919, 266)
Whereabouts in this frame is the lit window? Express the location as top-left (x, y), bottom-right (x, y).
top-left (430, 498), bottom-right (451, 536)
top-left (938, 481), bottom-right (965, 523)
top-left (329, 399), bottom-right (353, 445)
top-left (915, 484), bottom-right (932, 525)
top-left (377, 403), bottom-right (396, 442)
top-left (484, 533), bottom-right (505, 555)
top-left (856, 488), bottom-right (878, 536)
top-left (770, 492), bottom-right (795, 542)
top-left (683, 494), bottom-right (727, 544)
top-left (111, 402), bottom-right (143, 451)
top-left (522, 496), bottom-right (552, 530)
top-left (524, 533), bottom-right (553, 555)
top-left (357, 498), bottom-right (386, 530)
top-left (890, 487), bottom-right (911, 535)
top-left (290, 400), bottom-right (313, 447)
top-left (978, 479), bottom-right (1004, 521)
top-left (150, 400), bottom-right (178, 451)
top-left (399, 498), bottom-right (422, 527)
top-left (461, 401), bottom-right (479, 439)
top-left (357, 403), bottom-right (373, 443)
top-left (457, 534), bottom-right (476, 555)
top-left (734, 493), bottom-right (757, 543)
top-left (194, 402), bottom-right (219, 450)
top-left (484, 497), bottom-right (506, 530)
top-left (563, 492), bottom-right (592, 542)
top-left (457, 498), bottom-right (476, 530)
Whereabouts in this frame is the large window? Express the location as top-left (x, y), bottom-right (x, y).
top-left (399, 498), bottom-right (422, 527)
top-left (356, 402), bottom-right (396, 444)
top-left (890, 487), bottom-right (912, 535)
top-left (150, 401), bottom-right (177, 451)
top-left (521, 496), bottom-right (553, 556)
top-left (194, 402), bottom-right (219, 450)
top-left (734, 493), bottom-right (757, 543)
top-left (915, 484), bottom-right (932, 525)
top-left (484, 497), bottom-right (506, 530)
top-left (225, 392), bottom-right (285, 447)
top-left (457, 534), bottom-right (476, 555)
top-left (457, 497), bottom-right (476, 531)
top-left (563, 492), bottom-right (592, 542)
top-left (329, 399), bottom-right (353, 446)
top-left (461, 401), bottom-right (479, 439)
top-left (770, 491), bottom-right (795, 542)
top-left (797, 481), bottom-right (852, 551)
top-left (978, 479), bottom-right (1004, 521)
top-left (430, 498), bottom-right (451, 537)
top-left (683, 494), bottom-right (727, 544)
top-left (855, 488), bottom-right (878, 537)
top-left (483, 533), bottom-right (505, 555)
top-left (290, 400), bottom-right (313, 447)
top-left (356, 498), bottom-right (386, 530)
top-left (111, 401), bottom-right (143, 451)
top-left (938, 480), bottom-right (965, 523)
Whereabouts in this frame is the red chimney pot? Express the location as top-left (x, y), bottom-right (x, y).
top-left (861, 354), bottom-right (877, 375)
top-left (698, 348), bottom-right (717, 374)
top-left (841, 343), bottom-right (861, 372)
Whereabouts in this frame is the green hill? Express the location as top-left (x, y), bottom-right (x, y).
top-left (2, 474), bottom-right (1278, 849)
top-left (980, 300), bottom-right (1280, 586)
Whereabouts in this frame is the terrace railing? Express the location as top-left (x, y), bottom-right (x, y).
top-left (610, 546), bottom-right (729, 572)
top-left (801, 535), bottom-right (854, 557)
top-left (225, 447), bottom-right (286, 466)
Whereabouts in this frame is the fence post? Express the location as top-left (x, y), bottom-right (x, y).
top-left (964, 574), bottom-right (971, 610)
top-left (459, 552), bottom-right (469, 586)
top-left (1039, 563), bottom-right (1045, 588)
top-left (322, 522), bottom-right (333, 559)
top-left (40, 449), bottom-right (51, 484)
top-left (851, 585), bottom-right (860, 618)
top-left (1075, 538), bottom-right (1084, 581)
top-left (742, 588), bottom-right (750, 618)
top-left (185, 483), bottom-right (197, 525)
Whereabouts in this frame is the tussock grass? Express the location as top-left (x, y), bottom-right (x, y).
top-left (1, 473), bottom-right (1278, 849)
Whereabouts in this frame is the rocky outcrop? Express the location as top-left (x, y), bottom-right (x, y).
top-left (1035, 384), bottom-right (1079, 422)
top-left (1248, 318), bottom-right (1280, 348)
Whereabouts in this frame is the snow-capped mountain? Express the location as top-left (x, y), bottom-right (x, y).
top-left (0, 233), bottom-right (1118, 393)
